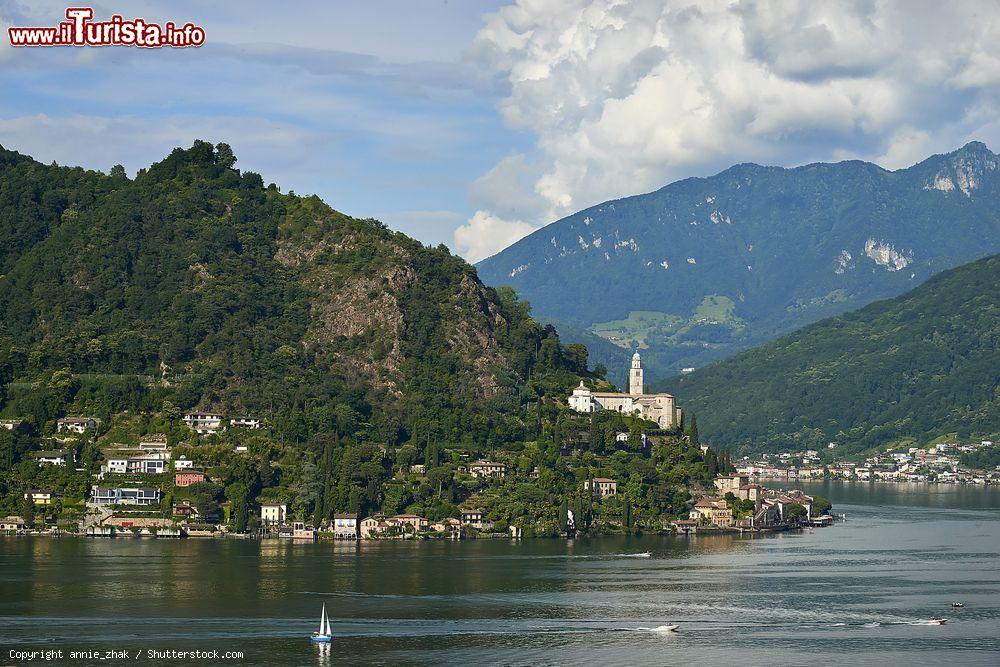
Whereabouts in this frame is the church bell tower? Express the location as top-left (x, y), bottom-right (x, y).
top-left (629, 351), bottom-right (643, 396)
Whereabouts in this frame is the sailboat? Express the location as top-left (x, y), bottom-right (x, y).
top-left (311, 603), bottom-right (333, 643)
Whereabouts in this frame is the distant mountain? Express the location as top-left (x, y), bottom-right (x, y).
top-left (477, 142), bottom-right (1000, 383)
top-left (657, 253), bottom-right (1000, 455)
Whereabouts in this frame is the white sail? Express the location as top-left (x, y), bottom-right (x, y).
top-left (318, 603), bottom-right (326, 634)
top-left (324, 611), bottom-right (332, 636)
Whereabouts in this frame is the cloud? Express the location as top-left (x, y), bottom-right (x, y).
top-left (454, 210), bottom-right (536, 263)
top-left (462, 0), bottom-right (1000, 261)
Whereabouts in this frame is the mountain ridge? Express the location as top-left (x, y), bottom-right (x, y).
top-left (656, 252), bottom-right (1000, 455)
top-left (477, 141), bottom-right (1000, 385)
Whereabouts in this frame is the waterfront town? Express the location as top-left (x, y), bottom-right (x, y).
top-left (0, 353), bottom-right (994, 540)
top-left (735, 439), bottom-right (1000, 485)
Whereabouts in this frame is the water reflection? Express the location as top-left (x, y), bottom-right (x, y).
top-left (315, 640), bottom-right (331, 666)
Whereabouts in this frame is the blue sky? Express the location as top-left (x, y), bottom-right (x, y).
top-left (4, 1), bottom-right (1000, 262)
top-left (0, 0), bottom-right (517, 247)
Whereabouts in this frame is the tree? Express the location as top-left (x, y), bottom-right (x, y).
top-left (786, 503), bottom-right (807, 522)
top-left (21, 495), bottom-right (35, 527)
top-left (686, 414), bottom-right (699, 448)
top-left (215, 142), bottom-right (237, 169)
top-left (226, 482), bottom-right (250, 532)
top-left (811, 496), bottom-right (832, 515)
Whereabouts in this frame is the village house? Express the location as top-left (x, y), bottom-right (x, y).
top-left (173, 456), bottom-right (194, 470)
top-left (91, 486), bottom-right (161, 506)
top-left (714, 474), bottom-right (750, 494)
top-left (174, 469), bottom-right (206, 487)
top-left (1, 516), bottom-right (26, 532)
top-left (431, 517), bottom-right (462, 533)
top-left (229, 416), bottom-right (262, 430)
top-left (32, 448), bottom-right (74, 467)
top-left (24, 490), bottom-right (54, 506)
top-left (469, 460), bottom-right (507, 479)
top-left (182, 412), bottom-right (224, 435)
top-left (290, 521), bottom-right (316, 540)
top-left (106, 454), bottom-right (167, 475)
top-left (459, 508), bottom-right (491, 530)
top-left (409, 464), bottom-right (427, 474)
top-left (690, 497), bottom-right (734, 527)
top-left (359, 515), bottom-right (385, 539)
top-left (568, 353), bottom-right (681, 429)
top-left (0, 419), bottom-right (23, 430)
top-left (583, 477), bottom-right (618, 499)
top-left (332, 513), bottom-right (358, 540)
top-left (760, 488), bottom-right (814, 521)
top-left (391, 514), bottom-right (429, 533)
top-left (732, 483), bottom-right (763, 503)
top-left (260, 502), bottom-right (287, 526)
top-left (56, 417), bottom-right (99, 434)
top-left (171, 502), bottom-right (199, 519)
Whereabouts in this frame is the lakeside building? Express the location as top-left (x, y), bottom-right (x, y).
top-left (392, 514), bottom-right (429, 532)
top-left (690, 497), bottom-right (734, 527)
top-left (260, 502), bottom-right (287, 526)
top-left (567, 352), bottom-right (681, 429)
top-left (360, 514), bottom-right (431, 538)
top-left (0, 419), bottom-right (23, 431)
top-left (0, 516), bottom-right (26, 532)
top-left (332, 513), bottom-right (358, 539)
top-left (431, 517), bottom-right (462, 533)
top-left (459, 508), bottom-right (491, 530)
top-left (583, 477), bottom-right (618, 499)
top-left (91, 487), bottom-right (161, 506)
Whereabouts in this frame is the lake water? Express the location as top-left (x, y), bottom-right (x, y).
top-left (2, 481), bottom-right (999, 666)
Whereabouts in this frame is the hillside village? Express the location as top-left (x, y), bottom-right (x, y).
top-left (0, 354), bottom-right (832, 539)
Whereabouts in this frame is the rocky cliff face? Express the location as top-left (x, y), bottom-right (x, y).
top-left (0, 142), bottom-right (532, 429)
top-left (477, 142), bottom-right (1000, 384)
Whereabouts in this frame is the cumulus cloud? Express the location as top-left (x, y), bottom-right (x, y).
top-left (454, 210), bottom-right (536, 263)
top-left (460, 0), bottom-right (1000, 261)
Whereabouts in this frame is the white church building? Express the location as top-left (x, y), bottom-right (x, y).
top-left (568, 352), bottom-right (681, 429)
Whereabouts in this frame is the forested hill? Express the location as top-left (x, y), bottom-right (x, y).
top-left (658, 254), bottom-right (1000, 455)
top-left (477, 142), bottom-right (1000, 384)
top-left (0, 141), bottom-right (597, 444)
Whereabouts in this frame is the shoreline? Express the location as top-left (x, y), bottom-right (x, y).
top-left (1, 523), bottom-right (816, 541)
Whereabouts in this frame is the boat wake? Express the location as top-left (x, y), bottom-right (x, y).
top-left (625, 625), bottom-right (679, 634)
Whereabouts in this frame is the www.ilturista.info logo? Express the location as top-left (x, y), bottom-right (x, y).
top-left (7, 7), bottom-right (205, 48)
